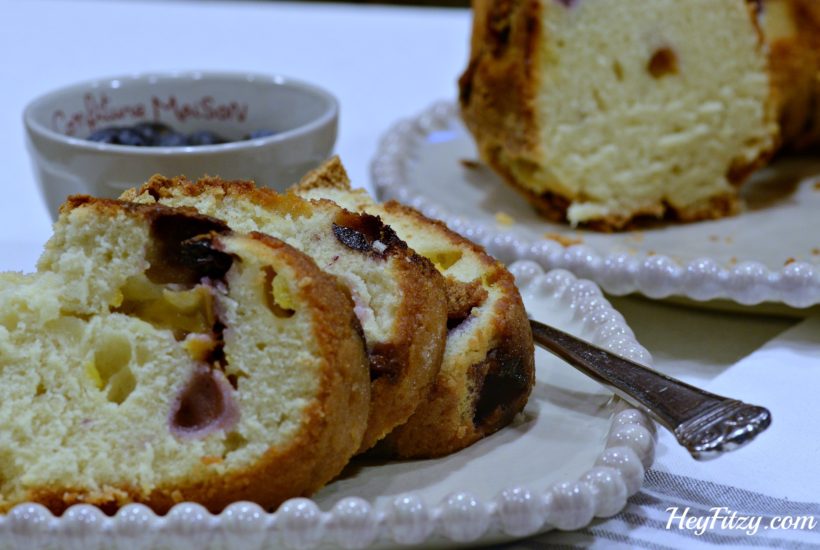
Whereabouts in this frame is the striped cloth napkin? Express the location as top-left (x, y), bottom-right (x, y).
top-left (509, 315), bottom-right (820, 549)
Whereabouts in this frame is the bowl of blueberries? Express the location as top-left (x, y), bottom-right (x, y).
top-left (24, 71), bottom-right (338, 217)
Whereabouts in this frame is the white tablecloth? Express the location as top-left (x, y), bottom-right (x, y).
top-left (525, 303), bottom-right (820, 549)
top-left (1, 1), bottom-right (818, 548)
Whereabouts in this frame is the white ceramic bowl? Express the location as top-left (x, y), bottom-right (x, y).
top-left (24, 71), bottom-right (339, 218)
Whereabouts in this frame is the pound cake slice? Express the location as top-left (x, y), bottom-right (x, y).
top-left (1, 197), bottom-right (370, 514)
top-left (296, 158), bottom-right (535, 458)
top-left (121, 179), bottom-right (447, 453)
top-left (459, 0), bottom-right (778, 230)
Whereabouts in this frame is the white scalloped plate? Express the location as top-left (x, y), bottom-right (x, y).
top-left (0, 263), bottom-right (655, 549)
top-left (371, 102), bottom-right (820, 309)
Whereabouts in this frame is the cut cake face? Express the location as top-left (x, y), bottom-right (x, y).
top-left (0, 198), bottom-right (370, 513)
top-left (460, 0), bottom-right (778, 229)
top-left (121, 179), bottom-right (448, 452)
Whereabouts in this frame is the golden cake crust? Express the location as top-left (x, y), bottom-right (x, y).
top-left (373, 203), bottom-right (535, 458)
top-left (122, 177), bottom-right (448, 453)
top-left (459, 0), bottom-right (543, 173)
top-left (296, 157), bottom-right (535, 458)
top-left (766, 0), bottom-right (820, 150)
top-left (3, 199), bottom-right (371, 514)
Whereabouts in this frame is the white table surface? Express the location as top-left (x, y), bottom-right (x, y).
top-left (1, 1), bottom-right (818, 548)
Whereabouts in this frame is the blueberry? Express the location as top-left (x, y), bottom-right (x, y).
top-left (87, 127), bottom-right (147, 145)
top-left (87, 127), bottom-right (123, 144)
top-left (156, 132), bottom-right (189, 147)
top-left (247, 129), bottom-right (276, 140)
top-left (88, 124), bottom-right (231, 146)
top-left (186, 131), bottom-right (226, 146)
top-left (133, 122), bottom-right (173, 145)
top-left (116, 128), bottom-right (149, 146)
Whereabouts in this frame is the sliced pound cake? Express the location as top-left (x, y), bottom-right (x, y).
top-left (295, 158), bottom-right (535, 458)
top-left (1, 197), bottom-right (370, 513)
top-left (121, 179), bottom-right (448, 453)
top-left (459, 0), bottom-right (778, 230)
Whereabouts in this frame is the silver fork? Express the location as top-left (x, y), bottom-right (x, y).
top-left (529, 319), bottom-right (772, 460)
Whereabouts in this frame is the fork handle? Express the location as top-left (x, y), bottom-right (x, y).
top-left (529, 319), bottom-right (771, 460)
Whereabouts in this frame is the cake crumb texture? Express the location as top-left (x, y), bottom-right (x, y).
top-left (460, 0), bottom-right (780, 229)
top-left (0, 198), bottom-right (370, 513)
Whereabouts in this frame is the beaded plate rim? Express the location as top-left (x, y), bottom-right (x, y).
top-left (0, 263), bottom-right (655, 549)
top-left (370, 101), bottom-right (820, 309)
